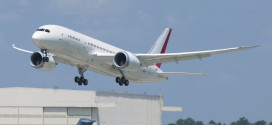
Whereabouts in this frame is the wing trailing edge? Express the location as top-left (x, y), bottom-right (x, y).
top-left (159, 72), bottom-right (207, 76)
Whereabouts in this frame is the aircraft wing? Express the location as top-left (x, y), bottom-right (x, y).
top-left (12, 44), bottom-right (33, 54)
top-left (136, 45), bottom-right (260, 66)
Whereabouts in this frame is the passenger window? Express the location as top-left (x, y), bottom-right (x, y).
top-left (39, 29), bottom-right (45, 31)
top-left (45, 29), bottom-right (50, 33)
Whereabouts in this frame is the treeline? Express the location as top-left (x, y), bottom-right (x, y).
top-left (168, 117), bottom-right (272, 125)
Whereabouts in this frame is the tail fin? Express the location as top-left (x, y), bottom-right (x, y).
top-left (148, 28), bottom-right (172, 68)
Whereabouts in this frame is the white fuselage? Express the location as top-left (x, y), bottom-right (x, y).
top-left (32, 25), bottom-right (166, 83)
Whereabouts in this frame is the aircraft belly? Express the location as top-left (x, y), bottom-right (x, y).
top-left (125, 69), bottom-right (166, 83)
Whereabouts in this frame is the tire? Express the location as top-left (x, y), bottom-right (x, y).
top-left (74, 76), bottom-right (79, 83)
top-left (78, 81), bottom-right (82, 86)
top-left (119, 82), bottom-right (123, 86)
top-left (121, 77), bottom-right (126, 83)
top-left (80, 77), bottom-right (85, 82)
top-left (46, 57), bottom-right (49, 62)
top-left (116, 77), bottom-right (121, 83)
top-left (124, 80), bottom-right (129, 86)
top-left (83, 79), bottom-right (88, 85)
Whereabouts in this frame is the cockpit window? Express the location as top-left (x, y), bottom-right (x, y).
top-left (45, 29), bottom-right (50, 33)
top-left (36, 28), bottom-right (50, 33)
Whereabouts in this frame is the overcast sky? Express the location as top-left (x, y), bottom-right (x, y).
top-left (0, 0), bottom-right (271, 124)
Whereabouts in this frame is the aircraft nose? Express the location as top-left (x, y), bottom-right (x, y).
top-left (32, 32), bottom-right (40, 42)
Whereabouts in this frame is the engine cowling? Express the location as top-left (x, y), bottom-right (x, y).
top-left (113, 51), bottom-right (140, 71)
top-left (30, 52), bottom-right (56, 71)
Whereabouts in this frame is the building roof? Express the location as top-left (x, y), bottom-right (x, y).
top-left (0, 87), bottom-right (113, 107)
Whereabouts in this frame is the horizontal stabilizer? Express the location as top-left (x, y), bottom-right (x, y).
top-left (159, 72), bottom-right (207, 76)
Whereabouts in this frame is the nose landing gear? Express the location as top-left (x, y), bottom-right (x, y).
top-left (74, 67), bottom-right (88, 86)
top-left (41, 49), bottom-right (49, 62)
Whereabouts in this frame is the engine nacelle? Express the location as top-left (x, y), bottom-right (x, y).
top-left (30, 52), bottom-right (56, 71)
top-left (113, 51), bottom-right (140, 71)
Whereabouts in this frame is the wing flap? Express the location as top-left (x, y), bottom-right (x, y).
top-left (159, 72), bottom-right (207, 76)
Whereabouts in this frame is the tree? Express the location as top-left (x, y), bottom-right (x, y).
top-left (254, 120), bottom-right (267, 125)
top-left (269, 122), bottom-right (272, 125)
top-left (231, 117), bottom-right (251, 125)
top-left (230, 121), bottom-right (238, 125)
top-left (169, 123), bottom-right (177, 125)
top-left (176, 118), bottom-right (184, 125)
top-left (209, 120), bottom-right (217, 125)
top-left (195, 121), bottom-right (204, 125)
top-left (183, 118), bottom-right (195, 125)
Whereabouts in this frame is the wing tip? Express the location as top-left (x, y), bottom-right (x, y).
top-left (240, 45), bottom-right (261, 49)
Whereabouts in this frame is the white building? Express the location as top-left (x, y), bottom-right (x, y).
top-left (0, 87), bottom-right (181, 125)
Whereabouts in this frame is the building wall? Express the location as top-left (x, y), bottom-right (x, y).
top-left (96, 91), bottom-right (162, 125)
top-left (0, 107), bottom-right (95, 125)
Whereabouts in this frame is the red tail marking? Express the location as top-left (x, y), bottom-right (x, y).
top-left (156, 28), bottom-right (172, 68)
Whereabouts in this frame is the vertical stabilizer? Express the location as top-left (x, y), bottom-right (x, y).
top-left (148, 28), bottom-right (172, 68)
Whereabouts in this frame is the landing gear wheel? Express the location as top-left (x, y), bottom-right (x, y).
top-left (124, 80), bottom-right (129, 86)
top-left (42, 57), bottom-right (49, 62)
top-left (121, 77), bottom-right (126, 83)
top-left (45, 57), bottom-right (49, 62)
top-left (78, 81), bottom-right (82, 86)
top-left (74, 76), bottom-right (79, 83)
top-left (41, 49), bottom-right (49, 62)
top-left (75, 67), bottom-right (88, 86)
top-left (83, 79), bottom-right (88, 85)
top-left (116, 77), bottom-right (121, 83)
top-left (116, 77), bottom-right (129, 86)
top-left (80, 77), bottom-right (84, 82)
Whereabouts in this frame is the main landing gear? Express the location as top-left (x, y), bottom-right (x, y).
top-left (115, 77), bottom-right (129, 86)
top-left (115, 69), bottom-right (129, 86)
top-left (41, 49), bottom-right (49, 62)
top-left (74, 67), bottom-right (88, 86)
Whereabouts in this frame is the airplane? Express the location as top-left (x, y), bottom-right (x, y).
top-left (13, 25), bottom-right (260, 86)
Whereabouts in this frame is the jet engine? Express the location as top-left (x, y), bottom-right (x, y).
top-left (30, 52), bottom-right (56, 71)
top-left (113, 51), bottom-right (140, 71)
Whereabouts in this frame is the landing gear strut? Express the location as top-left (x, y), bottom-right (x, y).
top-left (115, 69), bottom-right (129, 86)
top-left (74, 67), bottom-right (88, 86)
top-left (41, 49), bottom-right (49, 62)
